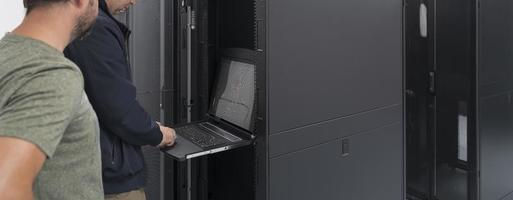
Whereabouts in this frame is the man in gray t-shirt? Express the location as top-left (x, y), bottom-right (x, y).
top-left (0, 0), bottom-right (103, 199)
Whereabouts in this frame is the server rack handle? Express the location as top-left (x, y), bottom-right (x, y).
top-left (419, 3), bottom-right (428, 38)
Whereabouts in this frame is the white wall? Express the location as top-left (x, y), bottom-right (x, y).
top-left (0, 2), bottom-right (25, 35)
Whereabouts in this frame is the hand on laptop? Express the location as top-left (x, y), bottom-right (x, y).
top-left (157, 123), bottom-right (176, 148)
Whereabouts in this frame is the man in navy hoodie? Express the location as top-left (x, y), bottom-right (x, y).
top-left (64, 0), bottom-right (176, 199)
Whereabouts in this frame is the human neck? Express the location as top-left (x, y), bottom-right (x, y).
top-left (12, 8), bottom-right (75, 52)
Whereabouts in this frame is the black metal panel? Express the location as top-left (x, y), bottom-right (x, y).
top-left (268, 0), bottom-right (403, 133)
top-left (478, 0), bottom-right (513, 89)
top-left (479, 93), bottom-right (513, 200)
top-left (254, 0), bottom-right (268, 200)
top-left (142, 146), bottom-right (163, 200)
top-left (479, 0), bottom-right (513, 199)
top-left (207, 147), bottom-right (255, 200)
top-left (162, 0), bottom-right (179, 198)
top-left (269, 123), bottom-right (403, 200)
top-left (436, 0), bottom-right (475, 166)
top-left (435, 0), bottom-right (477, 199)
top-left (404, 0), bottom-right (435, 198)
top-left (269, 105), bottom-right (401, 157)
top-left (405, 0), bottom-right (480, 199)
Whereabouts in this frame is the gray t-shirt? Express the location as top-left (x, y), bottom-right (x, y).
top-left (0, 34), bottom-right (103, 199)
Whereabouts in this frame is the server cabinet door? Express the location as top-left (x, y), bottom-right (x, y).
top-left (270, 124), bottom-right (403, 200)
top-left (405, 0), bottom-right (436, 198)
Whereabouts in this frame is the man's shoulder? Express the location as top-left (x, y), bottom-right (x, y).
top-left (0, 38), bottom-right (81, 81)
top-left (96, 10), bottom-right (119, 30)
top-left (0, 58), bottom-right (83, 88)
top-left (74, 11), bottom-right (123, 44)
top-left (66, 13), bottom-right (121, 51)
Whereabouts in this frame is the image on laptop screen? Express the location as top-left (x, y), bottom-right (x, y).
top-left (210, 57), bottom-right (256, 131)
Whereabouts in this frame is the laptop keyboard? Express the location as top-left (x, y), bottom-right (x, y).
top-left (177, 126), bottom-right (226, 148)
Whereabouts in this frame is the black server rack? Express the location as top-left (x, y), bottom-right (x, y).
top-left (159, 0), bottom-right (403, 199)
top-left (406, 0), bottom-right (513, 200)
top-left (162, 0), bottom-right (267, 199)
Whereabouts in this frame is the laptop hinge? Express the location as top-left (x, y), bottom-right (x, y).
top-left (213, 116), bottom-right (222, 123)
top-left (207, 114), bottom-right (255, 140)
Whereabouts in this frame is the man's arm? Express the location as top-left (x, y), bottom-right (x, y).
top-left (0, 137), bottom-right (46, 200)
top-left (0, 66), bottom-right (84, 198)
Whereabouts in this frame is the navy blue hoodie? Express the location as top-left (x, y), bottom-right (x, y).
top-left (64, 0), bottom-right (162, 194)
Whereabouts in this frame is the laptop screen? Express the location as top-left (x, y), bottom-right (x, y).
top-left (209, 54), bottom-right (256, 131)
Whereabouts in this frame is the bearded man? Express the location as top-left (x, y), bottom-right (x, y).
top-left (0, 0), bottom-right (103, 199)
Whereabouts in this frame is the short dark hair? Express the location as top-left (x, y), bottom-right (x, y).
top-left (24, 0), bottom-right (72, 14)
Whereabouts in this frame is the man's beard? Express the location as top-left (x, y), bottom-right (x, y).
top-left (71, 0), bottom-right (97, 40)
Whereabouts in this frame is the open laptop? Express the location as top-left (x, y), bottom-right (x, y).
top-left (163, 48), bottom-right (256, 161)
